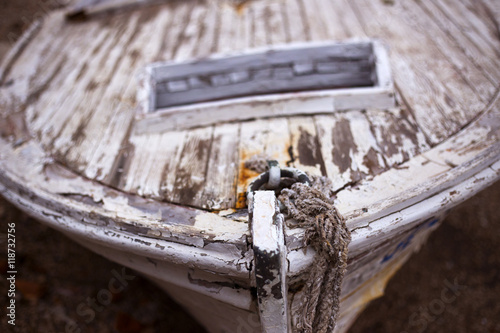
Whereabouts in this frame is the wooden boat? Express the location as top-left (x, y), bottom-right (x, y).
top-left (1, 0), bottom-right (499, 331)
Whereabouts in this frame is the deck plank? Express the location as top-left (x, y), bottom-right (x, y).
top-left (74, 5), bottom-right (192, 182)
top-left (123, 131), bottom-right (185, 197)
top-left (365, 108), bottom-right (430, 167)
top-left (264, 2), bottom-right (288, 45)
top-left (4, 14), bottom-right (72, 117)
top-left (174, 1), bottom-right (209, 61)
top-left (236, 118), bottom-right (290, 208)
top-left (65, 9), bottom-right (168, 173)
top-left (282, 0), bottom-right (308, 43)
top-left (28, 20), bottom-right (106, 136)
top-left (168, 126), bottom-right (214, 207)
top-left (217, 2), bottom-right (240, 53)
top-left (194, 0), bottom-right (219, 57)
top-left (440, 0), bottom-right (500, 57)
top-left (154, 1), bottom-right (194, 62)
top-left (349, 0), bottom-right (488, 145)
top-left (200, 123), bottom-right (240, 210)
top-left (299, 0), bottom-right (328, 41)
top-left (288, 116), bottom-right (326, 177)
top-left (100, 3), bottom-right (211, 186)
top-left (314, 0), bottom-right (352, 40)
top-left (314, 111), bottom-right (387, 191)
top-left (251, 3), bottom-right (270, 48)
top-left (45, 13), bottom-right (141, 154)
top-left (417, 0), bottom-right (500, 84)
top-left (328, 0), bottom-right (367, 39)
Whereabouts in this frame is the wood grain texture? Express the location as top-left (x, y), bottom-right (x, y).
top-left (167, 126), bottom-right (214, 207)
top-left (314, 111), bottom-right (387, 191)
top-left (199, 122), bottom-right (240, 210)
top-left (1, 0), bottom-right (497, 212)
top-left (349, 0), bottom-right (491, 144)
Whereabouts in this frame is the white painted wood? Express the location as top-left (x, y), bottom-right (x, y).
top-left (282, 0), bottom-right (308, 43)
top-left (0, 19), bottom-right (42, 85)
top-left (1, 2), bottom-right (500, 332)
top-left (287, 116), bottom-right (324, 176)
top-left (65, 9), bottom-right (169, 172)
top-left (200, 122), bottom-right (240, 210)
top-left (173, 2), bottom-right (207, 61)
top-left (365, 108), bottom-right (430, 167)
top-left (417, 0), bottom-right (500, 84)
top-left (436, 0), bottom-right (500, 58)
top-left (314, 111), bottom-right (386, 191)
top-left (251, 3), bottom-right (269, 48)
top-left (28, 18), bottom-right (108, 138)
top-left (399, 0), bottom-right (496, 99)
top-left (349, 0), bottom-right (489, 144)
top-left (166, 126), bottom-right (214, 207)
top-left (265, 2), bottom-right (288, 45)
top-left (251, 191), bottom-right (289, 333)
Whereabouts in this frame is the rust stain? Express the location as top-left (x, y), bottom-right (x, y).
top-left (236, 149), bottom-right (262, 209)
top-left (235, 1), bottom-right (251, 15)
top-left (236, 162), bottom-right (259, 209)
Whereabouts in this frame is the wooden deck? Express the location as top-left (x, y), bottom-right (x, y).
top-left (1, 0), bottom-right (499, 214)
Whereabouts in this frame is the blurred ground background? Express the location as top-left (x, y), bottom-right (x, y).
top-left (1, 1), bottom-right (499, 332)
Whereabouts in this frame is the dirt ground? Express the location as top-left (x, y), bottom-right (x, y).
top-left (1, 2), bottom-right (500, 332)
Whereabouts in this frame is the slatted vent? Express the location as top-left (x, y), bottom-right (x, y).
top-left (136, 41), bottom-right (395, 133)
top-left (152, 43), bottom-right (376, 109)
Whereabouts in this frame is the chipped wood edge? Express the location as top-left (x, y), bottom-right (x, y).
top-left (251, 191), bottom-right (290, 333)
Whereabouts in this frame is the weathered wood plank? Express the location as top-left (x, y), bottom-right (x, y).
top-left (26, 19), bottom-right (105, 131)
top-left (2, 14), bottom-right (67, 113)
top-left (154, 1), bottom-right (194, 62)
top-left (299, 0), bottom-right (328, 41)
top-left (236, 118), bottom-right (290, 208)
top-left (349, 0), bottom-right (487, 144)
top-left (314, 0), bottom-right (352, 40)
top-left (337, 93), bottom-right (500, 228)
top-left (264, 2), bottom-right (287, 45)
top-left (263, 117), bottom-right (292, 167)
top-left (216, 2), bottom-right (239, 53)
top-left (122, 133), bottom-right (160, 194)
top-left (174, 1), bottom-right (208, 61)
top-left (65, 8), bottom-right (168, 173)
top-left (282, 0), bottom-right (308, 43)
top-left (364, 108), bottom-right (430, 167)
top-left (43, 13), bottom-right (141, 153)
top-left (159, 131), bottom-right (188, 199)
top-left (167, 126), bottom-right (214, 207)
top-left (288, 116), bottom-right (326, 176)
top-left (193, 0), bottom-right (219, 57)
top-left (436, 0), bottom-right (500, 58)
top-left (234, 1), bottom-right (251, 51)
top-left (122, 130), bottom-right (185, 197)
top-left (251, 3), bottom-right (270, 48)
top-left (328, 0), bottom-right (367, 39)
top-left (80, 10), bottom-right (172, 181)
top-left (314, 111), bottom-right (386, 191)
top-left (417, 0), bottom-right (500, 84)
top-left (97, 4), bottom-right (211, 188)
top-left (200, 123), bottom-right (240, 210)
top-left (400, 0), bottom-right (497, 98)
